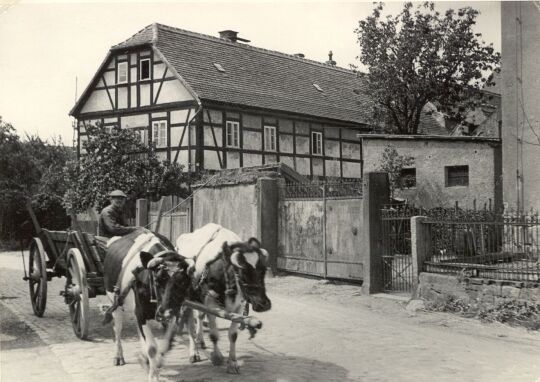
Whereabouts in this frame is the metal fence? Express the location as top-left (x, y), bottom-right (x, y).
top-left (282, 180), bottom-right (363, 199)
top-left (423, 213), bottom-right (540, 282)
top-left (380, 204), bottom-right (425, 293)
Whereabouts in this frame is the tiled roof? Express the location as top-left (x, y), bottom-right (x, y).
top-left (113, 23), bottom-right (375, 126)
top-left (106, 23), bottom-right (454, 134)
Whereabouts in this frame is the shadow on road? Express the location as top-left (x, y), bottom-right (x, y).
top-left (160, 351), bottom-right (358, 382)
top-left (0, 303), bottom-right (46, 350)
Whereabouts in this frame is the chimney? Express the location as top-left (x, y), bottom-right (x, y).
top-left (219, 30), bottom-right (250, 43)
top-left (325, 50), bottom-right (336, 66)
top-left (294, 53), bottom-right (305, 58)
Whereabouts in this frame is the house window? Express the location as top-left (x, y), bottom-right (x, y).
top-left (152, 121), bottom-right (167, 148)
top-left (311, 131), bottom-right (323, 155)
top-left (139, 129), bottom-right (148, 145)
top-left (117, 62), bottom-right (127, 84)
top-left (140, 58), bottom-right (151, 81)
top-left (445, 165), bottom-right (469, 187)
top-left (264, 126), bottom-right (276, 151)
top-left (400, 168), bottom-right (416, 188)
top-left (226, 121), bottom-right (240, 148)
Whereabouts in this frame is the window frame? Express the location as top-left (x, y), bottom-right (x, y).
top-left (139, 58), bottom-right (151, 81)
top-left (445, 165), bottom-right (469, 187)
top-left (152, 121), bottom-right (168, 148)
top-left (399, 168), bottom-right (417, 189)
top-left (311, 131), bottom-right (323, 156)
top-left (264, 125), bottom-right (277, 152)
top-left (226, 121), bottom-right (240, 148)
top-left (117, 62), bottom-right (128, 84)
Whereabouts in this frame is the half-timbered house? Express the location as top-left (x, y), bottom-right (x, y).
top-left (70, 23), bottom-right (441, 180)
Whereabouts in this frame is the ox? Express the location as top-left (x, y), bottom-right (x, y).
top-left (103, 228), bottom-right (191, 382)
top-left (168, 223), bottom-right (272, 374)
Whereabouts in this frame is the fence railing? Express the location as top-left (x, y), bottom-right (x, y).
top-left (423, 214), bottom-right (540, 282)
top-left (380, 204), bottom-right (422, 293)
top-left (282, 180), bottom-right (363, 200)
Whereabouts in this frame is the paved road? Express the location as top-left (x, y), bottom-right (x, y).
top-left (1, 251), bottom-right (539, 382)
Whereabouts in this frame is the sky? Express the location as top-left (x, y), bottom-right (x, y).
top-left (0, 0), bottom-right (501, 145)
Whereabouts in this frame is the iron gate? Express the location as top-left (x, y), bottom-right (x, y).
top-left (380, 205), bottom-right (421, 294)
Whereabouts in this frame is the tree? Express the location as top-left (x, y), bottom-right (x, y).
top-left (356, 2), bottom-right (500, 134)
top-left (64, 124), bottom-right (189, 213)
top-left (377, 145), bottom-right (415, 198)
top-left (0, 117), bottom-right (74, 246)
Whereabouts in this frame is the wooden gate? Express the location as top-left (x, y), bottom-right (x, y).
top-left (277, 181), bottom-right (364, 281)
top-left (148, 195), bottom-right (191, 242)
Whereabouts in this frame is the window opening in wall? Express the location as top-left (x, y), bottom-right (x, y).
top-left (445, 165), bottom-right (469, 187)
top-left (226, 121), bottom-right (240, 148)
top-left (117, 62), bottom-right (127, 84)
top-left (400, 168), bottom-right (416, 188)
top-left (152, 121), bottom-right (167, 148)
top-left (140, 58), bottom-right (150, 80)
top-left (311, 131), bottom-right (323, 155)
top-left (264, 125), bottom-right (276, 151)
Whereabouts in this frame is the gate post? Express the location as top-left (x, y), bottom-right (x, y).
top-left (257, 177), bottom-right (280, 277)
top-left (362, 172), bottom-right (390, 294)
top-left (136, 198), bottom-right (148, 227)
top-left (411, 216), bottom-right (431, 298)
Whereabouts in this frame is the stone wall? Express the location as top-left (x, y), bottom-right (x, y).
top-left (360, 135), bottom-right (502, 209)
top-left (418, 272), bottom-right (540, 306)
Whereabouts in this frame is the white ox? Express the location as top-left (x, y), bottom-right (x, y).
top-left (173, 223), bottom-right (272, 374)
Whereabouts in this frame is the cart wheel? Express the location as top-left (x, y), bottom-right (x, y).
top-left (66, 248), bottom-right (89, 340)
top-left (28, 238), bottom-right (48, 317)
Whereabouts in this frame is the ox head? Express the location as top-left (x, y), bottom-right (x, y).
top-left (224, 238), bottom-right (272, 313)
top-left (139, 250), bottom-right (191, 321)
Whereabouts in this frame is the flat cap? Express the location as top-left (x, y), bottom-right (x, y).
top-left (109, 190), bottom-right (127, 198)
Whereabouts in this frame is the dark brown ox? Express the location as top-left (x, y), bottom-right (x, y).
top-left (169, 224), bottom-right (271, 374)
top-left (103, 229), bottom-right (191, 382)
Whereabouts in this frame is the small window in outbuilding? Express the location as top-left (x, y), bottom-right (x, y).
top-left (213, 63), bottom-right (226, 72)
top-left (140, 58), bottom-right (151, 80)
top-left (400, 168), bottom-right (416, 188)
top-left (445, 165), bottom-right (469, 187)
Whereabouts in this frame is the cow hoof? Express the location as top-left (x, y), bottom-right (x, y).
top-left (227, 359), bottom-right (240, 374)
top-left (210, 351), bottom-right (224, 366)
top-left (137, 353), bottom-right (149, 371)
top-left (113, 357), bottom-right (125, 366)
top-left (189, 354), bottom-right (201, 363)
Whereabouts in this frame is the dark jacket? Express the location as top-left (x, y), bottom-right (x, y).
top-left (98, 204), bottom-right (137, 238)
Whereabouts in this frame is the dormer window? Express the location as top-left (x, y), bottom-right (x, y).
top-left (213, 63), bottom-right (225, 72)
top-left (140, 58), bottom-right (150, 81)
top-left (117, 62), bottom-right (127, 84)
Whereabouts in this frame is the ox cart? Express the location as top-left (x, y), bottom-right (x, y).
top-left (23, 202), bottom-right (105, 339)
top-left (22, 203), bottom-right (264, 342)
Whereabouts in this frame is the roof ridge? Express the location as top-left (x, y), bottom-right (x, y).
top-left (152, 22), bottom-right (361, 76)
top-left (112, 24), bottom-right (154, 49)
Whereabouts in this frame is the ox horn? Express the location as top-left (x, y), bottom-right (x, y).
top-left (230, 251), bottom-right (246, 269)
top-left (147, 257), bottom-right (165, 269)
